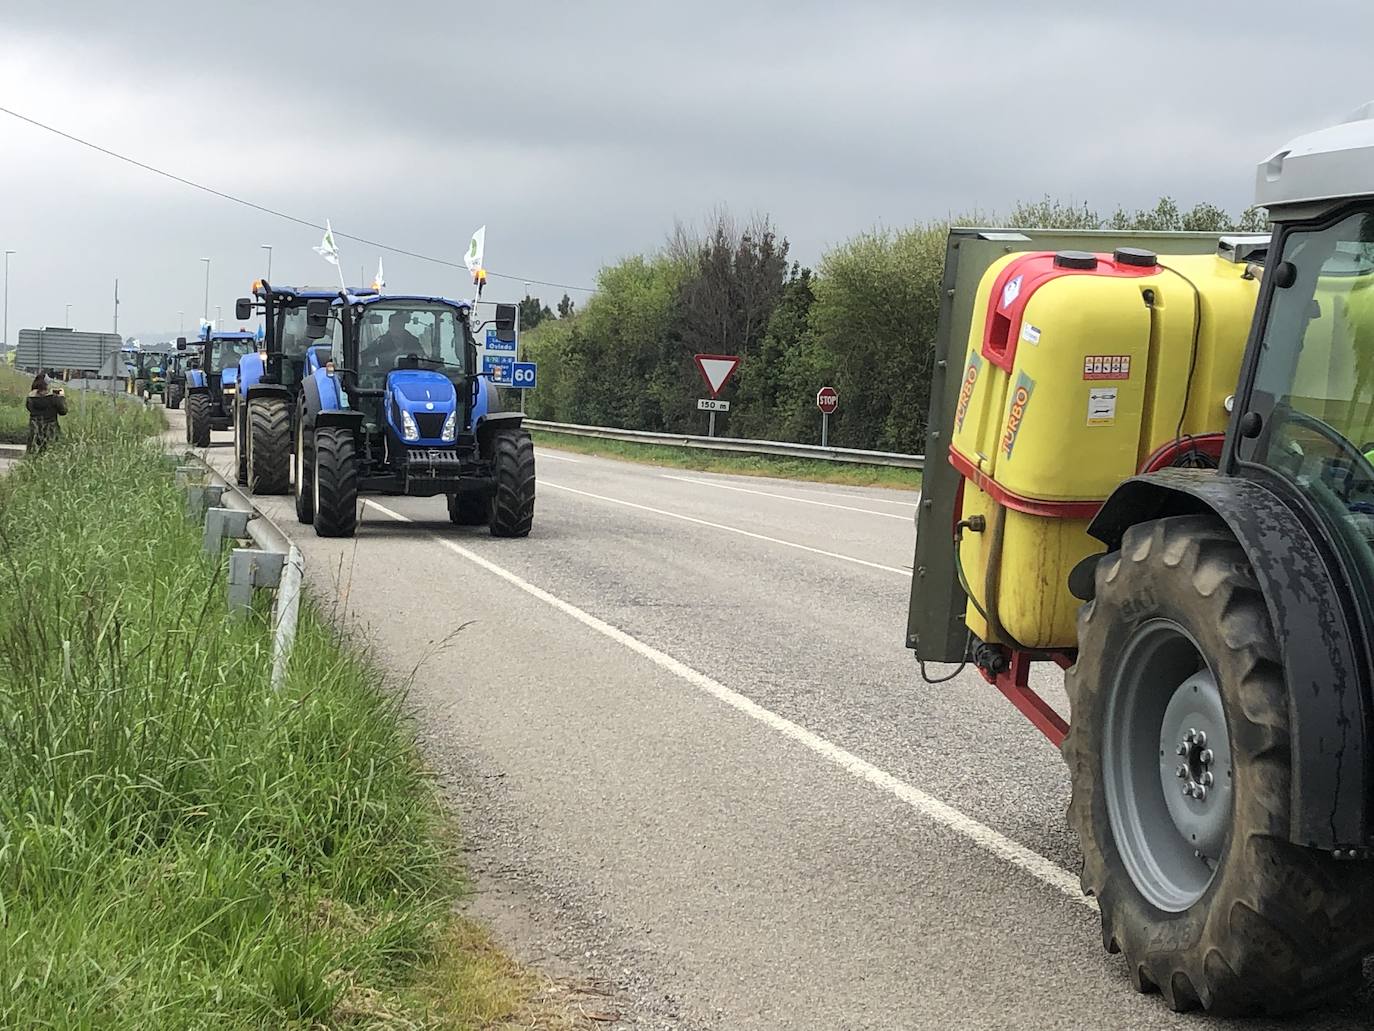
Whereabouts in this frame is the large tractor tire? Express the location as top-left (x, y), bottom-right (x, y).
top-left (186, 392), bottom-right (211, 448)
top-left (488, 428), bottom-right (535, 538)
top-left (232, 409), bottom-right (247, 485)
top-left (447, 491), bottom-right (489, 526)
top-left (247, 398), bottom-right (291, 495)
top-left (293, 406), bottom-right (314, 525)
top-left (1063, 514), bottom-right (1374, 1015)
top-left (166, 383), bottom-right (183, 410)
top-left (312, 426), bottom-right (358, 538)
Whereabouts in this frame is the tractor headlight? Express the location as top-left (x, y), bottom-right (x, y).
top-left (441, 410), bottom-right (457, 442)
top-left (400, 408), bottom-right (420, 441)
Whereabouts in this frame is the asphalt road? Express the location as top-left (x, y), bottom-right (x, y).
top-left (175, 410), bottom-right (1373, 1030)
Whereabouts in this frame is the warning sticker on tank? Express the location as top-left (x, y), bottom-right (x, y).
top-left (1083, 355), bottom-right (1131, 380)
top-left (1001, 275), bottom-right (1023, 309)
top-left (954, 352), bottom-right (983, 432)
top-left (1087, 387), bottom-right (1118, 426)
top-left (1000, 371), bottom-right (1035, 459)
top-left (1021, 324), bottom-right (1041, 345)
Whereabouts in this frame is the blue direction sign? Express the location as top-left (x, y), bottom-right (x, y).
top-left (484, 328), bottom-right (517, 354)
top-left (483, 354), bottom-right (515, 383)
top-left (510, 361), bottom-right (537, 389)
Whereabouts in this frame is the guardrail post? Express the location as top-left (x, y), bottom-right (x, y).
top-left (185, 483), bottom-right (225, 520)
top-left (203, 506), bottom-right (251, 554)
top-left (174, 465), bottom-right (200, 486)
top-left (227, 548), bottom-right (286, 615)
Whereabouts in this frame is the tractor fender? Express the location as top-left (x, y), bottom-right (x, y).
top-left (475, 411), bottom-right (525, 456)
top-left (1089, 468), bottom-right (1370, 851)
top-left (301, 368), bottom-right (346, 424)
top-left (187, 369), bottom-right (208, 390)
top-left (245, 381), bottom-right (290, 405)
top-left (238, 352), bottom-right (266, 395)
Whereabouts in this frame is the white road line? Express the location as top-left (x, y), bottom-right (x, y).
top-left (364, 498), bottom-right (1095, 912)
top-left (769, 485), bottom-right (920, 509)
top-left (537, 451), bottom-right (582, 463)
top-left (662, 474), bottom-right (911, 521)
top-left (542, 481), bottom-right (910, 577)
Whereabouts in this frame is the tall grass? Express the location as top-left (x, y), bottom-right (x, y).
top-left (0, 433), bottom-right (546, 1026)
top-left (0, 367), bottom-right (165, 445)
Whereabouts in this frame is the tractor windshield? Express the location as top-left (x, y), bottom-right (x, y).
top-left (355, 304), bottom-right (467, 389)
top-left (1242, 205), bottom-right (1374, 588)
top-left (208, 338), bottom-right (255, 373)
top-left (278, 304), bottom-right (326, 357)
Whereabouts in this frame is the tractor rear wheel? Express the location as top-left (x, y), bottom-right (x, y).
top-left (186, 393), bottom-right (211, 447)
top-left (294, 407), bottom-right (314, 525)
top-left (1064, 514), bottom-right (1374, 1015)
top-left (232, 407), bottom-right (247, 485)
top-left (248, 398), bottom-right (291, 495)
top-left (488, 428), bottom-right (535, 537)
top-left (448, 491), bottom-right (489, 526)
top-left (166, 384), bottom-right (182, 410)
top-left (312, 426), bottom-right (358, 538)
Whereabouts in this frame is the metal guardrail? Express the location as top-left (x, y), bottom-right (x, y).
top-left (177, 456), bottom-right (304, 692)
top-left (523, 419), bottom-right (925, 470)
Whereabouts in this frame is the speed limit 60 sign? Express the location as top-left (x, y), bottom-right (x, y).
top-left (816, 386), bottom-right (838, 414)
top-left (510, 361), bottom-right (537, 389)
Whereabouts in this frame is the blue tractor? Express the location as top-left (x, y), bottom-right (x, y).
top-left (295, 295), bottom-right (533, 538)
top-left (231, 282), bottom-right (377, 494)
top-left (179, 327), bottom-right (257, 449)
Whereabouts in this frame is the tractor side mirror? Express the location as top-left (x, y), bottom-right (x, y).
top-left (306, 299), bottom-right (330, 339)
top-left (235, 298), bottom-right (253, 321)
top-left (176, 337), bottom-right (187, 350)
top-left (493, 303), bottom-right (517, 343)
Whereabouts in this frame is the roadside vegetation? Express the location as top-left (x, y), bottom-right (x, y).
top-left (520, 198), bottom-right (1265, 454)
top-left (0, 365), bottom-right (164, 444)
top-left (0, 411), bottom-right (564, 1026)
top-left (532, 429), bottom-right (920, 490)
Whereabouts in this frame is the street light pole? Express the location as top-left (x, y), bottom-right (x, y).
top-left (216, 305), bottom-right (222, 328)
top-left (65, 303), bottom-right (72, 328)
top-left (2, 250), bottom-right (13, 353)
top-left (200, 257), bottom-right (211, 322)
top-left (178, 311), bottom-right (184, 333)
top-left (261, 244), bottom-right (273, 280)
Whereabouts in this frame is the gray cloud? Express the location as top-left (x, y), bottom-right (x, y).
top-left (2, 0), bottom-right (1371, 340)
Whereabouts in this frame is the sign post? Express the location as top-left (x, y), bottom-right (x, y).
top-left (693, 354), bottom-right (741, 437)
top-left (816, 386), bottom-right (838, 446)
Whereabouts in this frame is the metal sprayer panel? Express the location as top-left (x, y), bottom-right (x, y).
top-left (15, 328), bottom-right (124, 370)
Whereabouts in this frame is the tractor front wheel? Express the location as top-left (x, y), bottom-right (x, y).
top-left (487, 428), bottom-right (535, 537)
top-left (294, 407), bottom-right (314, 525)
top-left (312, 426), bottom-right (358, 538)
top-left (247, 398), bottom-right (291, 495)
top-left (1064, 514), bottom-right (1374, 1015)
top-left (186, 393), bottom-right (211, 448)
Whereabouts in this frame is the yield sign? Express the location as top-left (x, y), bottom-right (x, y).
top-left (693, 353), bottom-right (741, 398)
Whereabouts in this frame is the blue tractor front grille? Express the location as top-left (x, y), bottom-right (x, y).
top-left (415, 412), bottom-right (447, 438)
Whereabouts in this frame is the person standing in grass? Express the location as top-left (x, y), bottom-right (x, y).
top-left (26, 373), bottom-right (67, 451)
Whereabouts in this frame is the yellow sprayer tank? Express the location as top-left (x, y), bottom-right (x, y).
top-left (950, 248), bottom-right (1259, 648)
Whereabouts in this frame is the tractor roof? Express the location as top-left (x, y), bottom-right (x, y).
top-left (253, 282), bottom-right (378, 301)
top-left (352, 294), bottom-right (472, 311)
top-left (1256, 101), bottom-right (1374, 219)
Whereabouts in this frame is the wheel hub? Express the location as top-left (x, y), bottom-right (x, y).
top-left (1103, 619), bottom-right (1233, 913)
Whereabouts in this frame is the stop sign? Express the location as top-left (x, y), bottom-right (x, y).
top-left (816, 386), bottom-right (839, 414)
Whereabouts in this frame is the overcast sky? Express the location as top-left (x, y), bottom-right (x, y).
top-left (2, 0), bottom-right (1371, 341)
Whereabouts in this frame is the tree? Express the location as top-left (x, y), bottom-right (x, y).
top-left (517, 294), bottom-right (554, 333)
top-left (557, 294), bottom-right (576, 319)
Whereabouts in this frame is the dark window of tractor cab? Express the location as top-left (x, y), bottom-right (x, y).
top-left (209, 339), bottom-right (253, 374)
top-left (356, 305), bottom-right (467, 389)
top-left (1241, 207), bottom-right (1374, 607)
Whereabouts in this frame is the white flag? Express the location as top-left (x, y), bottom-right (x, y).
top-left (314, 220), bottom-right (340, 266)
top-left (464, 225), bottom-right (486, 276)
top-left (372, 257), bottom-right (386, 292)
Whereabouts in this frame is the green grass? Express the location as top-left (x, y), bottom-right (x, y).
top-left (531, 429), bottom-right (923, 490)
top-left (0, 366), bottom-right (165, 445)
top-left (0, 422), bottom-right (562, 1027)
